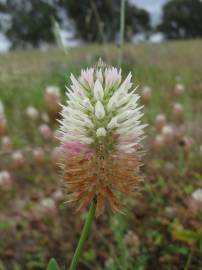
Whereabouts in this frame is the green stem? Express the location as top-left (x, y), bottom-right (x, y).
top-left (69, 198), bottom-right (97, 270)
top-left (118, 0), bottom-right (126, 66)
top-left (184, 245), bottom-right (194, 270)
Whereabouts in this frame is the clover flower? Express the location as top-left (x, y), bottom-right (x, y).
top-left (141, 86), bottom-right (152, 104)
top-left (0, 171), bottom-right (13, 191)
top-left (12, 151), bottom-right (25, 168)
top-left (45, 86), bottom-right (61, 121)
top-left (26, 106), bottom-right (39, 120)
top-left (174, 83), bottom-right (185, 96)
top-left (58, 61), bottom-right (146, 216)
top-left (1, 136), bottom-right (12, 152)
top-left (192, 188), bottom-right (202, 203)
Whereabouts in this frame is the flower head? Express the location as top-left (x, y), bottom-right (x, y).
top-left (174, 83), bottom-right (185, 96)
top-left (58, 61), bottom-right (146, 215)
top-left (141, 86), bottom-right (152, 104)
top-left (12, 151), bottom-right (25, 168)
top-left (45, 86), bottom-right (61, 121)
top-left (26, 106), bottom-right (39, 120)
top-left (192, 188), bottom-right (202, 203)
top-left (0, 171), bottom-right (13, 191)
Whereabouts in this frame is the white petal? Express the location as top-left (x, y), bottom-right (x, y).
top-left (95, 101), bottom-right (105, 119)
top-left (107, 83), bottom-right (136, 111)
top-left (105, 67), bottom-right (122, 89)
top-left (116, 92), bottom-right (133, 107)
top-left (118, 112), bottom-right (143, 126)
top-left (107, 93), bottom-right (118, 111)
top-left (84, 118), bottom-right (94, 128)
top-left (70, 74), bottom-right (86, 98)
top-left (118, 142), bottom-right (138, 150)
top-left (116, 110), bottom-right (130, 123)
top-left (118, 95), bottom-right (141, 112)
top-left (116, 72), bottom-right (132, 94)
top-left (96, 127), bottom-right (107, 137)
top-left (116, 124), bottom-right (145, 136)
top-left (96, 69), bottom-right (103, 84)
top-left (94, 79), bottom-right (104, 100)
top-left (107, 117), bottom-right (119, 129)
top-left (82, 98), bottom-right (94, 110)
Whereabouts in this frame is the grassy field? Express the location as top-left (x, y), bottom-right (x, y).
top-left (0, 41), bottom-right (202, 269)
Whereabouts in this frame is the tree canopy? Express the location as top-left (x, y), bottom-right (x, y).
top-left (158, 0), bottom-right (202, 39)
top-left (0, 0), bottom-right (150, 48)
top-left (0, 0), bottom-right (59, 48)
top-left (59, 0), bottom-right (150, 42)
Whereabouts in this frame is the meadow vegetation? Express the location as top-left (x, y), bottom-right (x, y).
top-left (0, 41), bottom-right (202, 269)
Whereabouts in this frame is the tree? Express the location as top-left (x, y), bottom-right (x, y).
top-left (0, 0), bottom-right (150, 48)
top-left (59, 0), bottom-right (150, 42)
top-left (158, 0), bottom-right (202, 39)
top-left (0, 0), bottom-right (59, 48)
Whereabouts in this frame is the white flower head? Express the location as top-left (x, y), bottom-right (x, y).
top-left (46, 86), bottom-right (60, 96)
top-left (59, 62), bottom-right (145, 154)
top-left (26, 106), bottom-right (39, 120)
top-left (58, 61), bottom-right (146, 215)
top-left (192, 189), bottom-right (202, 203)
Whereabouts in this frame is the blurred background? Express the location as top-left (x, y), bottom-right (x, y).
top-left (0, 0), bottom-right (202, 269)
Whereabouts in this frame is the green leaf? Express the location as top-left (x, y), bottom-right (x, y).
top-left (0, 222), bottom-right (10, 231)
top-left (27, 260), bottom-right (45, 269)
top-left (133, 255), bottom-right (149, 270)
top-left (83, 248), bottom-right (96, 262)
top-left (198, 238), bottom-right (202, 252)
top-left (47, 258), bottom-right (61, 270)
top-left (172, 229), bottom-right (198, 244)
top-left (13, 264), bottom-right (22, 270)
top-left (183, 184), bottom-right (194, 194)
top-left (105, 258), bottom-right (117, 270)
top-left (0, 261), bottom-right (6, 270)
top-left (167, 244), bottom-right (189, 255)
top-left (147, 230), bottom-right (164, 246)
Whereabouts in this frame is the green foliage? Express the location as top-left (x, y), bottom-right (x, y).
top-left (52, 18), bottom-right (68, 55)
top-left (0, 0), bottom-right (150, 47)
top-left (1, 43), bottom-right (202, 269)
top-left (59, 0), bottom-right (150, 42)
top-left (171, 223), bottom-right (202, 252)
top-left (83, 248), bottom-right (96, 262)
top-left (133, 255), bottom-right (149, 270)
top-left (13, 264), bottom-right (22, 270)
top-left (0, 222), bottom-right (11, 231)
top-left (25, 248), bottom-right (46, 269)
top-left (173, 228), bottom-right (198, 243)
top-left (147, 230), bottom-right (164, 246)
top-left (47, 258), bottom-right (61, 270)
top-left (166, 244), bottom-right (189, 255)
top-left (109, 212), bottom-right (132, 270)
top-left (0, 0), bottom-right (59, 48)
top-left (0, 261), bottom-right (6, 270)
top-left (159, 0), bottom-right (202, 39)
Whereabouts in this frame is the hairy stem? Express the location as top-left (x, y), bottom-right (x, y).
top-left (69, 198), bottom-right (97, 270)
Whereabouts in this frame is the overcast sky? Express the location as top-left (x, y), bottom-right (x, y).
top-left (130, 0), bottom-right (167, 26)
